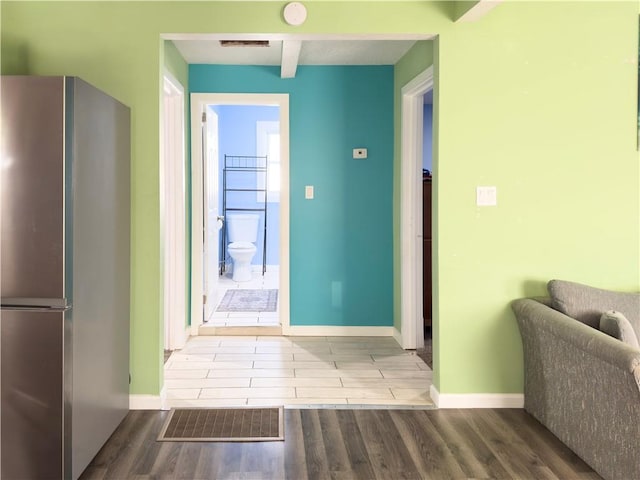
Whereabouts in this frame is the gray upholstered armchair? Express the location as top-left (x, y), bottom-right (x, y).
top-left (512, 280), bottom-right (640, 480)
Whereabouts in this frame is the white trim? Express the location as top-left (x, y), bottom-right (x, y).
top-left (199, 324), bottom-right (282, 336)
top-left (283, 326), bottom-right (396, 337)
top-left (456, 0), bottom-right (503, 22)
top-left (281, 40), bottom-right (302, 78)
top-left (163, 68), bottom-right (183, 96)
top-left (130, 386), bottom-right (167, 410)
top-left (256, 120), bottom-right (280, 203)
top-left (400, 66), bottom-right (434, 350)
top-left (191, 93), bottom-right (290, 335)
top-left (161, 69), bottom-right (188, 352)
top-left (202, 107), bottom-right (221, 322)
top-left (430, 385), bottom-right (524, 409)
top-left (393, 327), bottom-right (403, 346)
top-left (190, 321), bottom-right (200, 337)
top-left (164, 33), bottom-right (434, 42)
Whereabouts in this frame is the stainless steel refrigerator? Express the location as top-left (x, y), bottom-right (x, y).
top-left (1, 76), bottom-right (131, 480)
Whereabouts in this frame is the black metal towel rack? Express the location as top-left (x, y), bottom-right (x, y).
top-left (220, 154), bottom-right (268, 276)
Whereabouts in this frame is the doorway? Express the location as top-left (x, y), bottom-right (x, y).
top-left (209, 104), bottom-right (281, 330)
top-left (190, 93), bottom-right (290, 336)
top-left (400, 66), bottom-right (434, 351)
top-left (420, 87), bottom-right (434, 368)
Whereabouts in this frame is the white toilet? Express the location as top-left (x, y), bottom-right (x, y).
top-left (227, 214), bottom-right (259, 282)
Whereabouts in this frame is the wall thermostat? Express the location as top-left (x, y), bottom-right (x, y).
top-left (353, 148), bottom-right (368, 159)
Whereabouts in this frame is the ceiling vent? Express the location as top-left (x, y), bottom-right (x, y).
top-left (219, 40), bottom-right (270, 48)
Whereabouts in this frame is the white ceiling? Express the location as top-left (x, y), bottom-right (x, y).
top-left (168, 33), bottom-right (434, 78)
top-left (173, 38), bottom-right (419, 66)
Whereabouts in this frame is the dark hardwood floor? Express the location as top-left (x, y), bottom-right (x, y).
top-left (80, 408), bottom-right (599, 480)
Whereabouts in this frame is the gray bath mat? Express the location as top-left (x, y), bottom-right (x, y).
top-left (216, 289), bottom-right (278, 312)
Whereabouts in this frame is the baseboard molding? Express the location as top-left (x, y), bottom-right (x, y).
top-left (393, 327), bottom-right (404, 347)
top-left (283, 326), bottom-right (395, 337)
top-left (130, 386), bottom-right (167, 410)
top-left (430, 385), bottom-right (524, 409)
top-left (199, 325), bottom-right (282, 336)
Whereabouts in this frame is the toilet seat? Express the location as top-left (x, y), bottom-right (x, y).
top-left (228, 241), bottom-right (256, 252)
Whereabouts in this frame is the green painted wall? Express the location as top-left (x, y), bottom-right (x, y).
top-left (2, 1), bottom-right (638, 397)
top-left (434, 2), bottom-right (639, 393)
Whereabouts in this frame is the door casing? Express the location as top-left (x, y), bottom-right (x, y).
top-left (400, 66), bottom-right (434, 350)
top-left (162, 70), bottom-right (187, 351)
top-left (190, 93), bottom-right (290, 334)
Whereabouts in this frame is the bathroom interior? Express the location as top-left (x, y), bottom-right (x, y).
top-left (207, 104), bottom-right (281, 329)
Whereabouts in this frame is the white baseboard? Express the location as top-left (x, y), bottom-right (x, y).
top-left (393, 327), bottom-right (404, 347)
top-left (190, 322), bottom-right (200, 336)
top-left (430, 385), bottom-right (524, 408)
top-left (130, 386), bottom-right (167, 410)
top-left (283, 326), bottom-right (395, 337)
top-left (199, 324), bottom-right (282, 336)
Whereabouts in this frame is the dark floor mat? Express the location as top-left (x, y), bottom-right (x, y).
top-left (157, 407), bottom-right (284, 442)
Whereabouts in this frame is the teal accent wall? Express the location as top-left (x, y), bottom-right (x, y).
top-left (191, 65), bottom-right (395, 327)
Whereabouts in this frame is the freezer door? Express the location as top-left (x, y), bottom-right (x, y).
top-left (1, 308), bottom-right (65, 480)
top-left (0, 76), bottom-right (66, 300)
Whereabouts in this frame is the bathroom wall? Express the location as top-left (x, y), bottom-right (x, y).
top-left (216, 105), bottom-right (280, 266)
top-left (191, 65), bottom-right (395, 327)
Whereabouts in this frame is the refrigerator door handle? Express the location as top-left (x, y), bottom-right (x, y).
top-left (0, 297), bottom-right (70, 310)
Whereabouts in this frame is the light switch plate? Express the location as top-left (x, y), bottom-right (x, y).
top-left (305, 185), bottom-right (314, 199)
top-left (476, 186), bottom-right (497, 206)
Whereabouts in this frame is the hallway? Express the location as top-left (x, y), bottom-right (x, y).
top-left (164, 335), bottom-right (433, 408)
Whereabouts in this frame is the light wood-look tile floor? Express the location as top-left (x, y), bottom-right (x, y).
top-left (164, 335), bottom-right (434, 408)
top-left (207, 268), bottom-right (280, 327)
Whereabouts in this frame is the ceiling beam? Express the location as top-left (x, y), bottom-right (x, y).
top-left (281, 40), bottom-right (302, 79)
top-left (454, 0), bottom-right (503, 22)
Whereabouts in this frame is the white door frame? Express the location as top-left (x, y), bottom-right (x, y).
top-left (202, 107), bottom-right (221, 322)
top-left (400, 66), bottom-right (434, 349)
top-left (190, 93), bottom-right (290, 334)
top-left (162, 70), bottom-right (188, 351)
